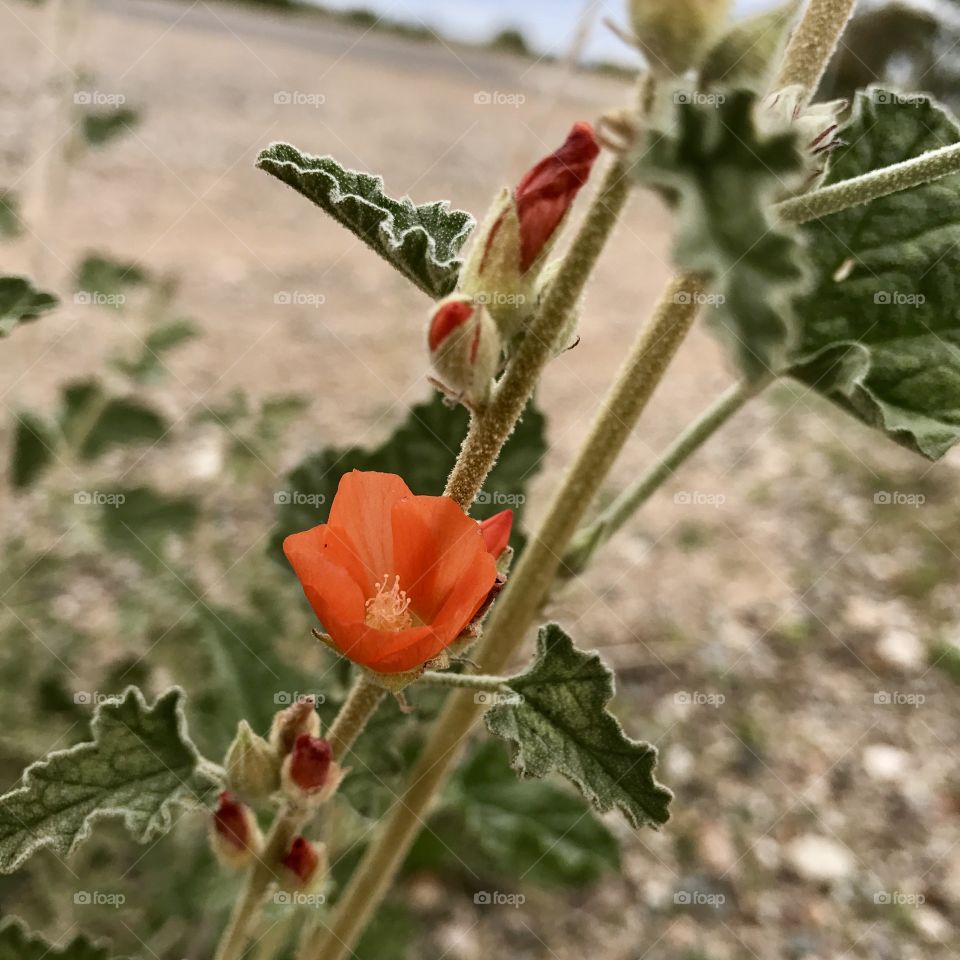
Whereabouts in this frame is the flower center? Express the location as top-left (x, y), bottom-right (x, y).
top-left (364, 574), bottom-right (413, 632)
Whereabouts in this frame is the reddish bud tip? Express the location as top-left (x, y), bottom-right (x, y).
top-left (514, 122), bottom-right (600, 272)
top-left (479, 509), bottom-right (513, 559)
top-left (429, 299), bottom-right (475, 353)
top-left (213, 791), bottom-right (255, 852)
top-left (270, 696), bottom-right (320, 756)
top-left (288, 734), bottom-right (333, 792)
top-left (282, 836), bottom-right (321, 885)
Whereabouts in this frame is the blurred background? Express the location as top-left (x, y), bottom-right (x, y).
top-left (1, 0), bottom-right (960, 956)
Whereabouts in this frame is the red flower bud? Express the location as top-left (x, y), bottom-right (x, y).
top-left (513, 122), bottom-right (600, 272)
top-left (427, 295), bottom-right (501, 406)
top-left (211, 791), bottom-right (262, 868)
top-left (281, 836), bottom-right (321, 887)
top-left (429, 298), bottom-right (475, 353)
top-left (479, 509), bottom-right (513, 559)
top-left (288, 734), bottom-right (332, 791)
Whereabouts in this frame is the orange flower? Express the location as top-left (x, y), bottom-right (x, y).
top-left (284, 471), bottom-right (499, 674)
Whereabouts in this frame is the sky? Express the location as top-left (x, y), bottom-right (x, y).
top-left (311, 0), bottom-right (776, 64)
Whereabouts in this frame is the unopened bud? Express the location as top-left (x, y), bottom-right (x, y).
top-left (279, 836), bottom-right (327, 891)
top-left (281, 734), bottom-right (344, 803)
top-left (459, 123), bottom-right (600, 340)
top-left (428, 295), bottom-right (501, 407)
top-left (479, 510), bottom-right (513, 559)
top-left (210, 791), bottom-right (263, 869)
top-left (269, 696), bottom-right (321, 756)
top-left (225, 720), bottom-right (280, 800)
top-left (628, 0), bottom-right (731, 75)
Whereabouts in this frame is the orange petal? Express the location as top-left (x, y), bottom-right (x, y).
top-left (283, 540), bottom-right (367, 634)
top-left (331, 622), bottom-right (450, 673)
top-left (328, 471), bottom-right (412, 584)
top-left (479, 509), bottom-right (513, 558)
top-left (391, 495), bottom-right (496, 627)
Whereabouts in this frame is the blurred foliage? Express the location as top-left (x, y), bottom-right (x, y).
top-left (80, 107), bottom-right (141, 148)
top-left (0, 192), bottom-right (22, 239)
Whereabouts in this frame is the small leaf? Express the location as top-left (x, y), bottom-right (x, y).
top-left (0, 190), bottom-right (22, 238)
top-left (75, 254), bottom-right (147, 302)
top-left (80, 107), bottom-right (140, 148)
top-left (790, 88), bottom-right (960, 460)
top-left (0, 275), bottom-right (58, 338)
top-left (10, 411), bottom-right (56, 489)
top-left (0, 687), bottom-right (220, 874)
top-left (485, 623), bottom-right (672, 829)
top-left (0, 917), bottom-right (122, 960)
top-left (256, 144), bottom-right (474, 298)
top-left (78, 399), bottom-right (168, 460)
top-left (633, 90), bottom-right (807, 380)
top-left (271, 393), bottom-right (545, 557)
top-left (97, 486), bottom-right (199, 559)
top-left (115, 319), bottom-right (198, 383)
top-left (699, 1), bottom-right (800, 91)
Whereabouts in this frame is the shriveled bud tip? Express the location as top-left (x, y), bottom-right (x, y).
top-left (429, 299), bottom-right (474, 353)
top-left (269, 696), bottom-right (321, 756)
top-left (211, 791), bottom-right (262, 869)
top-left (281, 836), bottom-right (323, 888)
top-left (479, 509), bottom-right (513, 559)
top-left (514, 122), bottom-right (600, 273)
top-left (288, 734), bottom-right (333, 791)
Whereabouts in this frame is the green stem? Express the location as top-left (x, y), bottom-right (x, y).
top-left (773, 0), bottom-right (857, 104)
top-left (776, 141), bottom-right (960, 224)
top-left (305, 271), bottom-right (707, 960)
top-left (213, 676), bottom-right (384, 960)
top-left (562, 376), bottom-right (771, 577)
top-left (417, 671), bottom-right (508, 691)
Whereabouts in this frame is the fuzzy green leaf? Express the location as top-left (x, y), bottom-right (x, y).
top-left (10, 411), bottom-right (56, 489)
top-left (633, 89), bottom-right (807, 380)
top-left (485, 623), bottom-right (672, 830)
top-left (790, 89), bottom-right (960, 459)
top-left (0, 918), bottom-right (122, 960)
top-left (0, 687), bottom-right (220, 874)
top-left (256, 143), bottom-right (474, 298)
top-left (0, 276), bottom-right (58, 338)
top-left (272, 392), bottom-right (545, 557)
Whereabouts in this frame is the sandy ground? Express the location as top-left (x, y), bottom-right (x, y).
top-left (1, 1), bottom-right (959, 958)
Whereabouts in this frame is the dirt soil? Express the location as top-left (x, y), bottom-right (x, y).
top-left (1, 1), bottom-right (959, 958)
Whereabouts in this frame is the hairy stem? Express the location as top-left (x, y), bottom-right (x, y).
top-left (417, 671), bottom-right (509, 691)
top-left (773, 0), bottom-right (857, 104)
top-left (776, 141), bottom-right (960, 223)
top-left (444, 151), bottom-right (633, 510)
top-left (213, 676), bottom-right (384, 960)
top-left (562, 376), bottom-right (771, 577)
top-left (307, 271), bottom-right (706, 960)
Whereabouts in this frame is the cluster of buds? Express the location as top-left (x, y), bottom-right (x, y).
top-left (757, 86), bottom-right (846, 191)
top-left (428, 122), bottom-right (600, 404)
